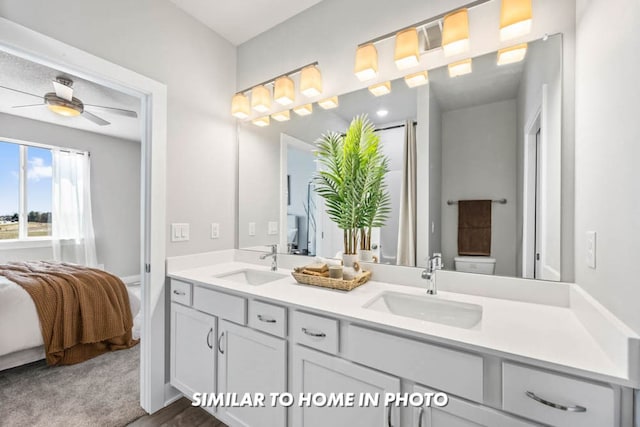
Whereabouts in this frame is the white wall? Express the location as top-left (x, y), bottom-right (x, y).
top-left (428, 92), bottom-right (443, 257)
top-left (441, 100), bottom-right (517, 276)
top-left (516, 35), bottom-right (563, 280)
top-left (575, 0), bottom-right (640, 334)
top-left (237, 0), bottom-right (574, 114)
top-left (0, 0), bottom-right (237, 257)
top-left (0, 113), bottom-right (140, 277)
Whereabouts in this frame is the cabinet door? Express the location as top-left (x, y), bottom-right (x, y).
top-left (413, 385), bottom-right (540, 427)
top-left (292, 345), bottom-right (401, 427)
top-left (218, 320), bottom-right (287, 427)
top-left (170, 303), bottom-right (216, 401)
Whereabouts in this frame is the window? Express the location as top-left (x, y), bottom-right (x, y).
top-left (0, 140), bottom-right (52, 241)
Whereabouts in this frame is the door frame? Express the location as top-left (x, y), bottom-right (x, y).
top-left (0, 18), bottom-right (168, 413)
top-left (522, 105), bottom-right (542, 279)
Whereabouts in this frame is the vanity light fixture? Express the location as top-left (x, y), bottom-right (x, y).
top-left (318, 96), bottom-right (339, 110)
top-left (500, 0), bottom-right (533, 41)
top-left (293, 104), bottom-right (313, 116)
top-left (394, 28), bottom-right (420, 70)
top-left (271, 110), bottom-right (291, 122)
top-left (404, 70), bottom-right (429, 88)
top-left (251, 85), bottom-right (271, 113)
top-left (274, 76), bottom-right (295, 106)
top-left (448, 58), bottom-right (473, 77)
top-left (354, 43), bottom-right (379, 81)
top-left (369, 81), bottom-right (392, 97)
top-left (230, 61), bottom-right (319, 119)
top-left (231, 93), bottom-right (250, 119)
top-left (252, 116), bottom-right (270, 127)
top-left (442, 9), bottom-right (470, 57)
top-left (497, 43), bottom-right (528, 65)
top-left (300, 65), bottom-right (323, 98)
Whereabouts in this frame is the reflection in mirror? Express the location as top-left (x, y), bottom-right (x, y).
top-left (238, 34), bottom-right (562, 281)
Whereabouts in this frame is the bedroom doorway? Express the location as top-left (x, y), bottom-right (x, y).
top-left (0, 17), bottom-right (168, 414)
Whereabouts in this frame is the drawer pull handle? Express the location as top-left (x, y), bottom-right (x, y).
top-left (218, 332), bottom-right (225, 354)
top-left (387, 403), bottom-right (393, 427)
top-left (302, 327), bottom-right (326, 338)
top-left (257, 314), bottom-right (277, 323)
top-left (206, 327), bottom-right (213, 349)
top-left (525, 391), bottom-right (587, 413)
top-left (173, 290), bottom-right (186, 296)
top-left (417, 407), bottom-right (424, 427)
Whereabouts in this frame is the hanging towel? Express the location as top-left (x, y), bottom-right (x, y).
top-left (458, 200), bottom-right (492, 256)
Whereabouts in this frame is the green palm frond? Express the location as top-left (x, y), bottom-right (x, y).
top-left (313, 114), bottom-right (390, 254)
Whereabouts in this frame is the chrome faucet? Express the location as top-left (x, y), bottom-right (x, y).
top-left (421, 253), bottom-right (443, 295)
top-left (260, 244), bottom-right (278, 271)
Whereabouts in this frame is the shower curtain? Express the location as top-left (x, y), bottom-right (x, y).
top-left (396, 121), bottom-right (417, 266)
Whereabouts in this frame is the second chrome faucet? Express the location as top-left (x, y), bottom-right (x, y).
top-left (422, 253), bottom-right (443, 295)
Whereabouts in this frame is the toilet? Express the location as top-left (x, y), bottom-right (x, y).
top-left (454, 256), bottom-right (496, 275)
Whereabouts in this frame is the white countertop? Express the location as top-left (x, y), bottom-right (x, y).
top-left (168, 259), bottom-right (640, 388)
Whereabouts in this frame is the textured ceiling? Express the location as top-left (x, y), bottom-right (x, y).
top-left (0, 51), bottom-right (140, 142)
top-left (169, 0), bottom-right (324, 45)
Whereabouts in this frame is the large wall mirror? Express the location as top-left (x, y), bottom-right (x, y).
top-left (238, 34), bottom-right (563, 281)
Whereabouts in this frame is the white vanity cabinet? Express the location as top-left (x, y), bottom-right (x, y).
top-left (170, 291), bottom-right (217, 406)
top-left (412, 385), bottom-right (540, 427)
top-left (292, 344), bottom-right (401, 427)
top-left (217, 319), bottom-right (287, 427)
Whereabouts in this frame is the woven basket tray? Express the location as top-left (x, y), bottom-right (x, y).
top-left (291, 270), bottom-right (371, 292)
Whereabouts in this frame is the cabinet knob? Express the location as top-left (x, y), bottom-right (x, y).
top-left (173, 290), bottom-right (186, 296)
top-left (525, 391), bottom-right (587, 413)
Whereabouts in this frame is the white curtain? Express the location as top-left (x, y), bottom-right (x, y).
top-left (51, 150), bottom-right (98, 267)
top-left (396, 121), bottom-right (417, 266)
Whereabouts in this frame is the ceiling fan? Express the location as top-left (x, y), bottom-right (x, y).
top-left (0, 76), bottom-right (138, 126)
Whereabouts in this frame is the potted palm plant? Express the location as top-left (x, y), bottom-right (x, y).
top-left (314, 115), bottom-right (390, 266)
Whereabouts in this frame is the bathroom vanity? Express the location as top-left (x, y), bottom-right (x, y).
top-left (167, 251), bottom-right (639, 427)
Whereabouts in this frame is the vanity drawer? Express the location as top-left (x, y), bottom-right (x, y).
top-left (248, 300), bottom-right (287, 338)
top-left (502, 362), bottom-right (616, 427)
top-left (193, 286), bottom-right (247, 325)
top-left (345, 325), bottom-right (484, 403)
top-left (170, 279), bottom-right (192, 306)
top-left (291, 311), bottom-right (339, 355)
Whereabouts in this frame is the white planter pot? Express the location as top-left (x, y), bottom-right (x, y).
top-left (359, 250), bottom-right (375, 263)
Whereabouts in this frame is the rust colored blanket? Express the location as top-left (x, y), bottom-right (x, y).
top-left (0, 261), bottom-right (138, 365)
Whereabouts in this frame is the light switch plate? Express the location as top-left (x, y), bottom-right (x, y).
top-left (268, 221), bottom-right (278, 235)
top-left (171, 223), bottom-right (189, 242)
top-left (248, 222), bottom-right (256, 236)
top-left (586, 231), bottom-right (596, 269)
top-left (211, 223), bottom-right (220, 239)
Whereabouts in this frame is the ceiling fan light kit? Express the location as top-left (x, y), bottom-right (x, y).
top-left (3, 76), bottom-right (138, 127)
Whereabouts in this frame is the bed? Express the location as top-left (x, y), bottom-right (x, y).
top-left (0, 268), bottom-right (141, 371)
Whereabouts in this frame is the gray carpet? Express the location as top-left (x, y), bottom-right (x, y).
top-left (0, 345), bottom-right (146, 427)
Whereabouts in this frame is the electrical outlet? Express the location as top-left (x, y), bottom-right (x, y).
top-left (586, 231), bottom-right (596, 269)
top-left (211, 223), bottom-right (220, 239)
top-left (268, 221), bottom-right (278, 235)
top-left (248, 222), bottom-right (256, 236)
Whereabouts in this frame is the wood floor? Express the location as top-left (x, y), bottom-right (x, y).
top-left (128, 398), bottom-right (227, 427)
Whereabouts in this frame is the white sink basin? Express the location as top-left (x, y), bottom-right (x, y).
top-left (215, 269), bottom-right (286, 285)
top-left (364, 291), bottom-right (482, 329)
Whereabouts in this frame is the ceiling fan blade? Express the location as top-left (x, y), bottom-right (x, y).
top-left (53, 80), bottom-right (74, 101)
top-left (82, 110), bottom-right (110, 126)
top-left (84, 104), bottom-right (138, 118)
top-left (12, 103), bottom-right (45, 109)
top-left (0, 84), bottom-right (43, 99)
